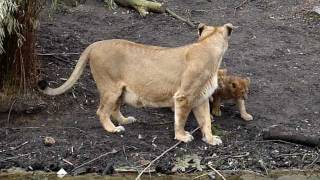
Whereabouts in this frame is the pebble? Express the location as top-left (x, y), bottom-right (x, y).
top-left (44, 136), bottom-right (56, 146)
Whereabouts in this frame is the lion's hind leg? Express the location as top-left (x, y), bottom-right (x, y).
top-left (97, 90), bottom-right (125, 133)
top-left (111, 99), bottom-right (137, 125)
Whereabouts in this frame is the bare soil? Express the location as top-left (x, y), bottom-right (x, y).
top-left (1, 0), bottom-right (320, 175)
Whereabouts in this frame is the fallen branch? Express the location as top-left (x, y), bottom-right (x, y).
top-left (165, 8), bottom-right (195, 28)
top-left (262, 125), bottom-right (320, 147)
top-left (135, 127), bottom-right (200, 180)
top-left (207, 163), bottom-right (226, 180)
top-left (234, 0), bottom-right (249, 16)
top-left (71, 149), bottom-right (118, 172)
top-left (3, 126), bottom-right (87, 134)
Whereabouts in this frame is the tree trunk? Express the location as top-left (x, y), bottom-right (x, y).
top-left (0, 1), bottom-right (42, 112)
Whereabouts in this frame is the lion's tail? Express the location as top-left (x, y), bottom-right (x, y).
top-left (39, 46), bottom-right (92, 96)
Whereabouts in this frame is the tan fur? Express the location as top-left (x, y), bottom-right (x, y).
top-left (211, 69), bottom-right (253, 121)
top-left (40, 23), bottom-right (234, 145)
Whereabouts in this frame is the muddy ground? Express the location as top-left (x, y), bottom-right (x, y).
top-left (1, 0), bottom-right (320, 176)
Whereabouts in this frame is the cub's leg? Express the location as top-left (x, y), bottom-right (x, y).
top-left (236, 99), bottom-right (253, 121)
top-left (193, 99), bottom-right (222, 146)
top-left (111, 98), bottom-right (137, 125)
top-left (173, 94), bottom-right (193, 143)
top-left (211, 96), bottom-right (222, 117)
top-left (97, 90), bottom-right (125, 133)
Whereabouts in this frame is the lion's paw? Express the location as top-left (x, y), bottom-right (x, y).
top-left (203, 135), bottom-right (222, 146)
top-left (119, 116), bottom-right (137, 125)
top-left (175, 131), bottom-right (194, 143)
top-left (114, 126), bottom-right (125, 133)
top-left (241, 113), bottom-right (253, 121)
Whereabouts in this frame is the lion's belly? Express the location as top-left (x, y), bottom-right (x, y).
top-left (123, 87), bottom-right (174, 108)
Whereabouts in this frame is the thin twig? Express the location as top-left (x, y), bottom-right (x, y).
top-left (6, 99), bottom-right (16, 135)
top-left (10, 141), bottom-right (29, 150)
top-left (71, 149), bottom-right (118, 172)
top-left (63, 159), bottom-right (74, 166)
top-left (135, 127), bottom-right (200, 180)
top-left (258, 159), bottom-right (268, 175)
top-left (305, 152), bottom-right (319, 169)
top-left (37, 52), bottom-right (80, 56)
top-left (207, 163), bottom-right (226, 180)
top-left (123, 145), bottom-right (128, 161)
top-left (165, 8), bottom-right (196, 28)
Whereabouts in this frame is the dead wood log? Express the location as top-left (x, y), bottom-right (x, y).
top-left (114, 0), bottom-right (165, 16)
top-left (262, 125), bottom-right (320, 147)
top-left (109, 0), bottom-right (196, 27)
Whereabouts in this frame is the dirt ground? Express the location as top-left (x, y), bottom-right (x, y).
top-left (1, 0), bottom-right (320, 176)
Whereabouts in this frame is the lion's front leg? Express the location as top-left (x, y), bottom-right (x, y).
top-left (173, 94), bottom-right (194, 143)
top-left (236, 98), bottom-right (253, 121)
top-left (193, 99), bottom-right (222, 146)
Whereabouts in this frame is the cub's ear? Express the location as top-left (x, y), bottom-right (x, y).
top-left (198, 23), bottom-right (206, 36)
top-left (224, 23), bottom-right (235, 36)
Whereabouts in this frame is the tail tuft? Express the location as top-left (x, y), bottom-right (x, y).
top-left (38, 80), bottom-right (48, 90)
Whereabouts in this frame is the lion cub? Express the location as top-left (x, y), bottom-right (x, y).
top-left (210, 69), bottom-right (253, 121)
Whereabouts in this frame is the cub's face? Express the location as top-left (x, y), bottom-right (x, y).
top-left (228, 77), bottom-right (250, 100)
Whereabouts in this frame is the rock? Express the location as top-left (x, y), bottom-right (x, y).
top-left (44, 136), bottom-right (56, 146)
top-left (57, 168), bottom-right (67, 178)
top-left (312, 6), bottom-right (320, 15)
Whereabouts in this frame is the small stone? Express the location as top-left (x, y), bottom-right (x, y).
top-left (57, 168), bottom-right (67, 178)
top-left (44, 136), bottom-right (56, 146)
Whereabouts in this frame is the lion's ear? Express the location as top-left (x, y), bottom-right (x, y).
top-left (198, 23), bottom-right (206, 36)
top-left (224, 23), bottom-right (235, 36)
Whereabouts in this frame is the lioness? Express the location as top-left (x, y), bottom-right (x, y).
top-left (39, 23), bottom-right (234, 145)
top-left (211, 69), bottom-right (253, 121)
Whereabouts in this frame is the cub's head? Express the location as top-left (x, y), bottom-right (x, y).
top-left (227, 76), bottom-right (250, 100)
top-left (197, 23), bottom-right (235, 41)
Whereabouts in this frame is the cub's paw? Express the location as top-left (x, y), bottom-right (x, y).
top-left (113, 126), bottom-right (125, 133)
top-left (212, 107), bottom-right (222, 117)
top-left (241, 113), bottom-right (253, 121)
top-left (202, 135), bottom-right (222, 146)
top-left (119, 116), bottom-right (137, 125)
top-left (175, 131), bottom-right (194, 143)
